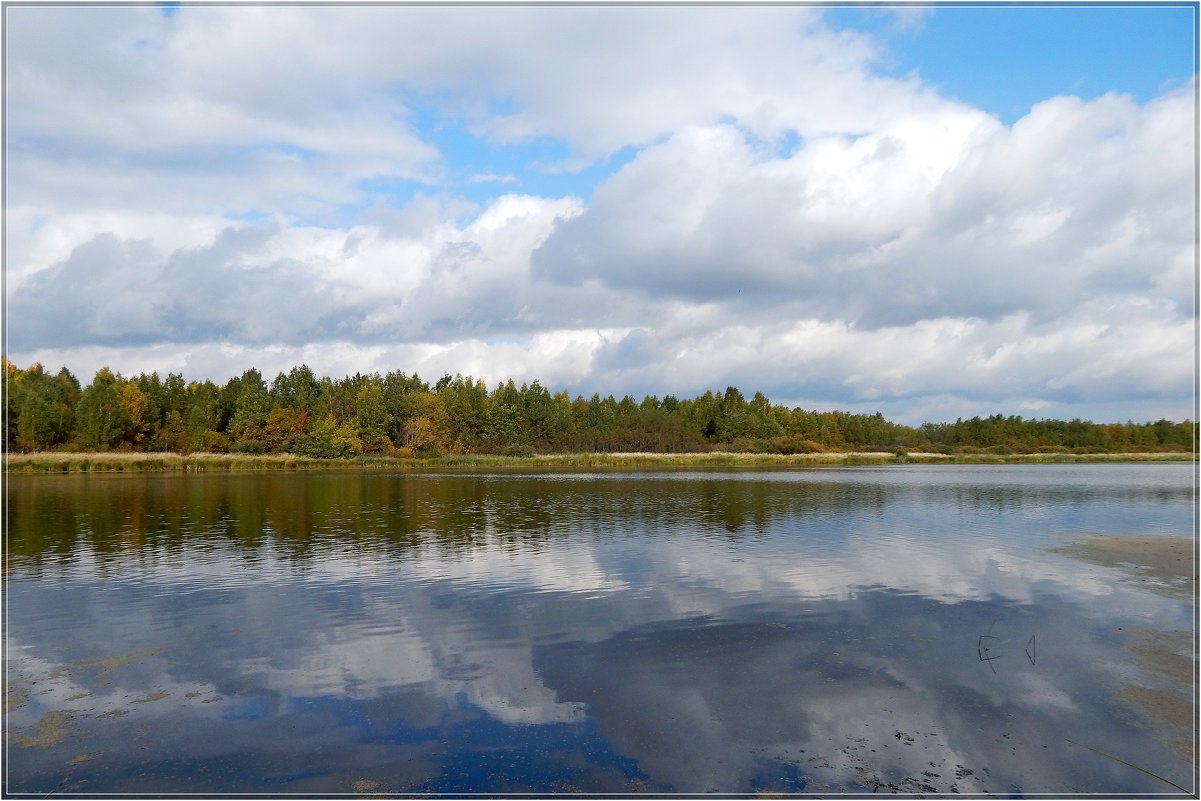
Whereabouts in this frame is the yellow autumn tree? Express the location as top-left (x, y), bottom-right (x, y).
top-left (120, 382), bottom-right (150, 447)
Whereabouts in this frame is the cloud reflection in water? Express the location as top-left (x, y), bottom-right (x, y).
top-left (5, 465), bottom-right (1194, 794)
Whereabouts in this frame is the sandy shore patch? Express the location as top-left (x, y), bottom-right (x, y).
top-left (1053, 535), bottom-right (1197, 768)
top-left (1051, 534), bottom-right (1196, 600)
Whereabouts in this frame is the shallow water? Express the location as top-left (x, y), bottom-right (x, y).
top-left (4, 464), bottom-right (1196, 795)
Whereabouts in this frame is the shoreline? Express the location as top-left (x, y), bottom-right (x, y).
top-left (4, 450), bottom-right (1196, 473)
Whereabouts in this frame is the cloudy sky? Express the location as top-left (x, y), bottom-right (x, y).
top-left (4, 4), bottom-right (1196, 424)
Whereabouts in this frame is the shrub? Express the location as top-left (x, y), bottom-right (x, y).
top-left (772, 436), bottom-right (827, 455)
top-left (292, 417), bottom-right (363, 458)
top-left (203, 431), bottom-right (231, 453)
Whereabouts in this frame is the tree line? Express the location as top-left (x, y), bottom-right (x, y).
top-left (3, 359), bottom-right (1194, 457)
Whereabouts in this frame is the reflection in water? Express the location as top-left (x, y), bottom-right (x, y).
top-left (4, 465), bottom-right (1196, 795)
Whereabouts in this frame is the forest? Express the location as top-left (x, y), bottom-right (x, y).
top-left (3, 359), bottom-right (1195, 457)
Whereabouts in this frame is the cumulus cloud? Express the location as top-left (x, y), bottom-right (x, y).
top-left (9, 194), bottom-right (583, 350)
top-left (4, 6), bottom-right (916, 217)
top-left (533, 88), bottom-right (1193, 329)
top-left (3, 6), bottom-right (1194, 423)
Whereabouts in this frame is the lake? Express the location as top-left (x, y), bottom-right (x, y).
top-left (4, 464), bottom-right (1196, 796)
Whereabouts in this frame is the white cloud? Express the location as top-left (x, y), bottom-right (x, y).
top-left (4, 7), bottom-right (1193, 424)
top-left (468, 173), bottom-right (520, 185)
top-left (536, 88), bottom-right (1192, 328)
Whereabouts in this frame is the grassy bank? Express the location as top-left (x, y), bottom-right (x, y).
top-left (4, 452), bottom-right (355, 473)
top-left (4, 450), bottom-right (1196, 473)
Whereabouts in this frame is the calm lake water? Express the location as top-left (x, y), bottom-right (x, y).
top-left (5, 464), bottom-right (1196, 796)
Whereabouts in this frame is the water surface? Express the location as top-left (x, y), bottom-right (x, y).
top-left (5, 464), bottom-right (1196, 795)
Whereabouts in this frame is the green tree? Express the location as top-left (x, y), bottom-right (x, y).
top-left (271, 365), bottom-right (324, 421)
top-left (293, 416), bottom-right (362, 458)
top-left (227, 368), bottom-right (271, 446)
top-left (9, 363), bottom-right (78, 451)
top-left (380, 370), bottom-right (428, 445)
top-left (355, 382), bottom-right (392, 453)
top-left (400, 391), bottom-right (445, 454)
top-left (185, 380), bottom-right (226, 452)
top-left (440, 375), bottom-right (488, 450)
top-left (74, 368), bottom-right (128, 450)
top-left (485, 382), bottom-right (524, 450)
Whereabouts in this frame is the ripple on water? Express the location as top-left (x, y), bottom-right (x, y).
top-left (3, 466), bottom-right (1194, 795)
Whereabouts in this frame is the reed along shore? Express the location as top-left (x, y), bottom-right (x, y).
top-left (6, 450), bottom-right (1195, 473)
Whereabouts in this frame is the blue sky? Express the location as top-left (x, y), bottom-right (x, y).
top-left (4, 4), bottom-right (1196, 424)
top-left (354, 97), bottom-right (641, 212)
top-left (828, 5), bottom-right (1196, 120)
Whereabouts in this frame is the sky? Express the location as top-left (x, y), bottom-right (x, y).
top-left (3, 3), bottom-right (1197, 425)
